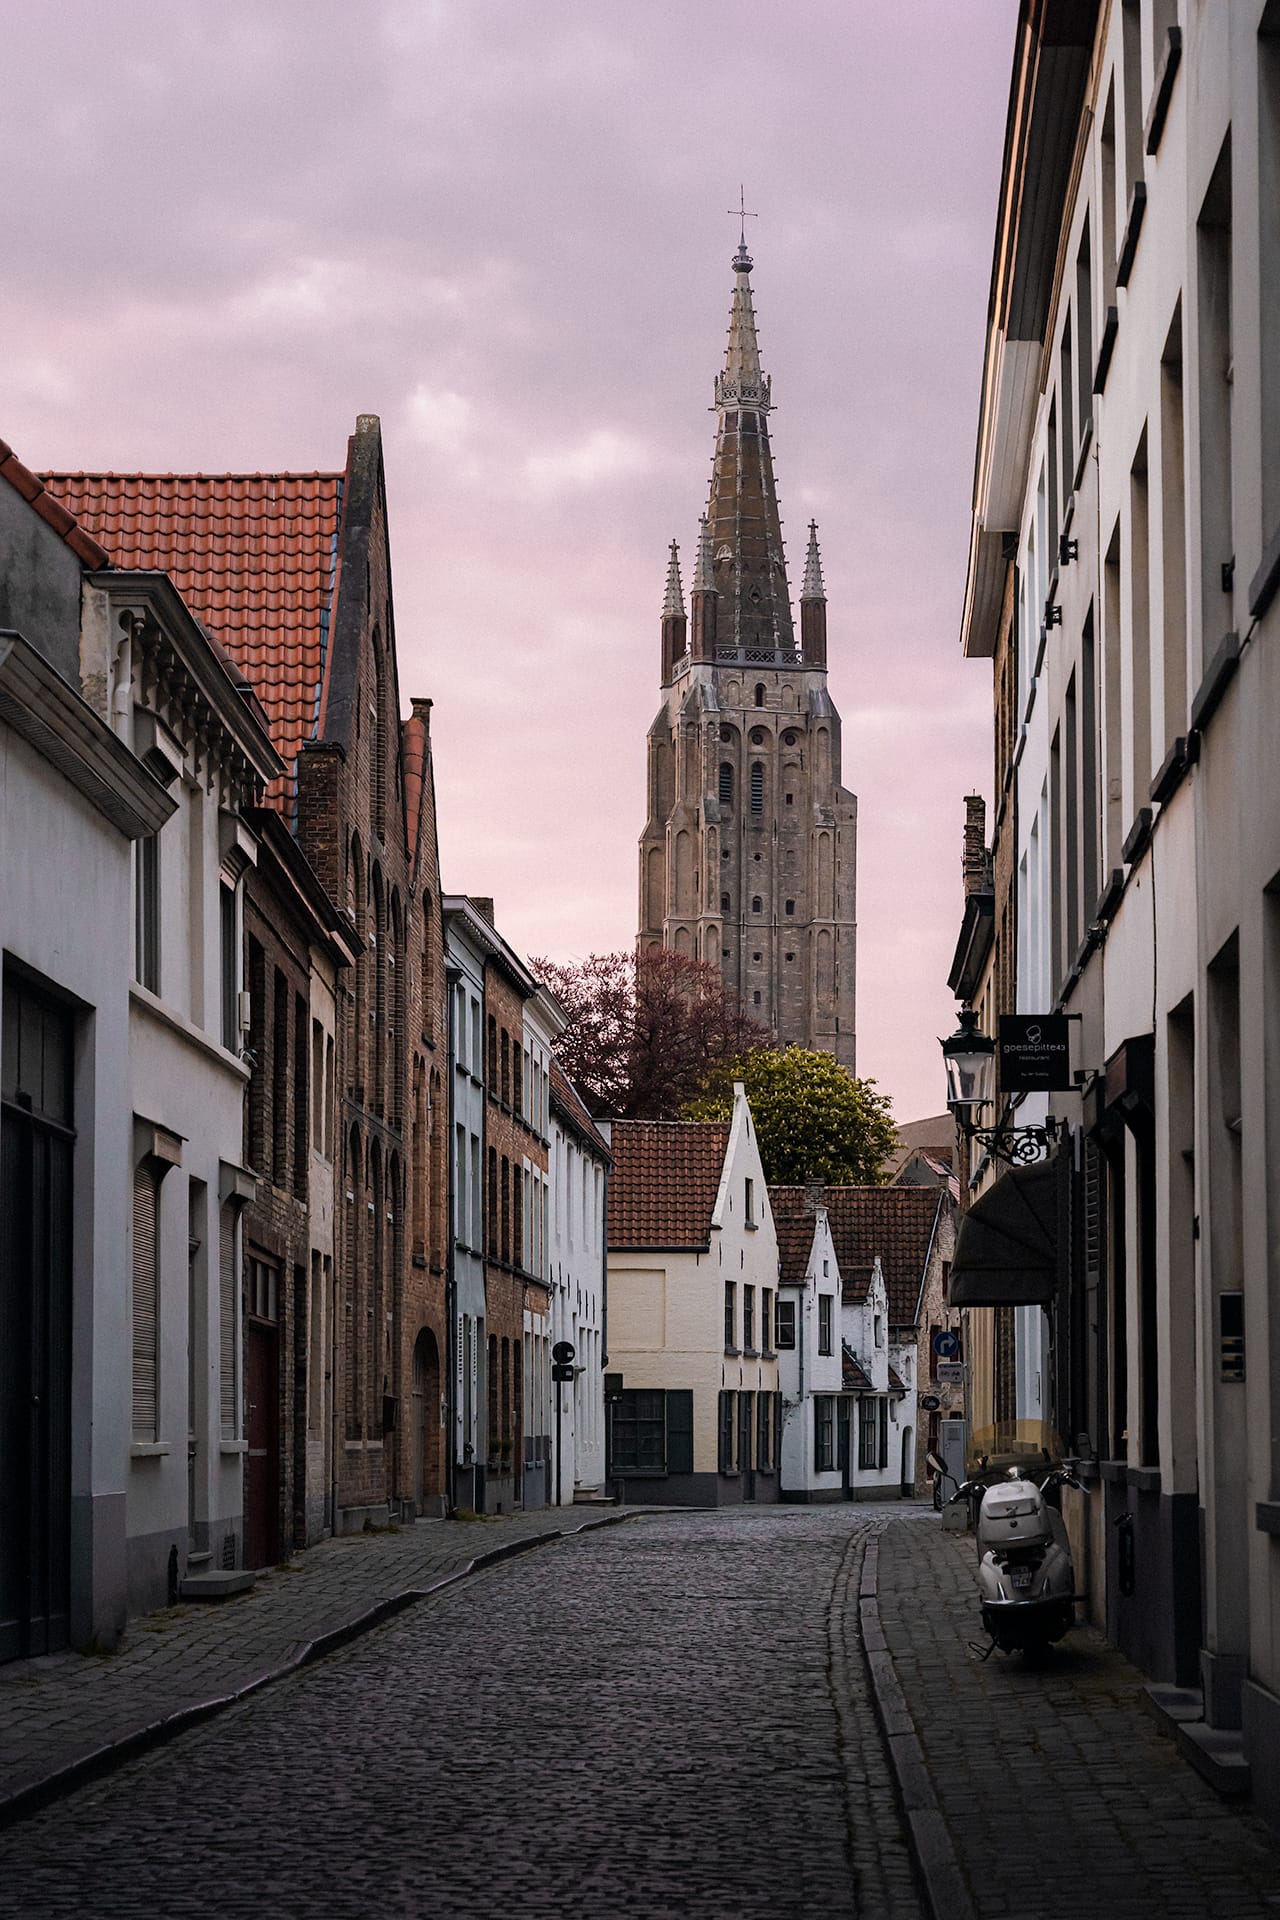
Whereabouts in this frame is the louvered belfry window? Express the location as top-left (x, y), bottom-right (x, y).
top-left (750, 761), bottom-right (764, 813)
top-left (220, 1206), bottom-right (238, 1439)
top-left (132, 1161), bottom-right (160, 1440)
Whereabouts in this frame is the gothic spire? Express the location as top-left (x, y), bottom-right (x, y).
top-left (662, 539), bottom-right (685, 619)
top-left (704, 244), bottom-right (794, 658)
top-left (801, 521), bottom-right (826, 601)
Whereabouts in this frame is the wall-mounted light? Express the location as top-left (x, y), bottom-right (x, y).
top-left (940, 1010), bottom-right (1056, 1167)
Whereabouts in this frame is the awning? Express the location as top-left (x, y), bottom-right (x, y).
top-left (948, 1160), bottom-right (1058, 1307)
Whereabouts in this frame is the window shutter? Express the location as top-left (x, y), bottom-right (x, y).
top-left (666, 1390), bottom-right (694, 1475)
top-left (220, 1206), bottom-right (237, 1439)
top-left (132, 1162), bottom-right (159, 1440)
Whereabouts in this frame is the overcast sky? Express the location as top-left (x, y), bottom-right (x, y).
top-left (4, 0), bottom-right (1014, 1123)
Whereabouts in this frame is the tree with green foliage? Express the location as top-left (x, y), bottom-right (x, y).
top-left (685, 1046), bottom-right (898, 1186)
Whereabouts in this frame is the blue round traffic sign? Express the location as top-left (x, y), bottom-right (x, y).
top-left (932, 1329), bottom-right (961, 1359)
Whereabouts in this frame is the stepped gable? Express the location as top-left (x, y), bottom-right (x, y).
top-left (607, 1119), bottom-right (731, 1251)
top-left (42, 470), bottom-right (342, 801)
top-left (822, 1186), bottom-right (945, 1327)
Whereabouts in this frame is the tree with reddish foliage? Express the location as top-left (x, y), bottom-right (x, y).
top-left (533, 948), bottom-right (768, 1119)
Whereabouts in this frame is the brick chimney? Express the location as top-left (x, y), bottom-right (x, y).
top-left (963, 795), bottom-right (991, 897)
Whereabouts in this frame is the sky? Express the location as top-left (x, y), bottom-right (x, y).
top-left (3, 0), bottom-right (1014, 1125)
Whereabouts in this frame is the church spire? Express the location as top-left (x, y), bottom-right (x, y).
top-left (704, 243), bottom-right (795, 659)
top-left (800, 520), bottom-right (828, 668)
top-left (691, 513), bottom-right (717, 661)
top-left (662, 539), bottom-right (685, 619)
top-left (660, 538), bottom-right (688, 684)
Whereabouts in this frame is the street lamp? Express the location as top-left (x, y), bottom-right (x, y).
top-left (940, 1010), bottom-right (1056, 1167)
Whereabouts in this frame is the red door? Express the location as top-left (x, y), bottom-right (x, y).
top-left (244, 1313), bottom-right (280, 1569)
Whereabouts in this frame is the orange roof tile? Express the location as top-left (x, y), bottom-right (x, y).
top-left (607, 1119), bottom-right (730, 1250)
top-left (41, 471), bottom-right (342, 792)
top-left (842, 1345), bottom-right (873, 1392)
top-left (0, 439), bottom-right (110, 569)
top-left (771, 1203), bottom-right (816, 1286)
top-left (823, 1187), bottom-right (945, 1327)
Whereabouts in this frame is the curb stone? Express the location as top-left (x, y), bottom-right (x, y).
top-left (0, 1509), bottom-right (640, 1833)
top-left (859, 1529), bottom-right (977, 1920)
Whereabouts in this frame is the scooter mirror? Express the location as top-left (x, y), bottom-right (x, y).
top-left (925, 1451), bottom-right (948, 1478)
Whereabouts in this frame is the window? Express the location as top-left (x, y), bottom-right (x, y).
top-left (818, 1294), bottom-right (833, 1356)
top-left (753, 991), bottom-right (761, 1006)
top-left (132, 1161), bottom-right (161, 1441)
top-left (859, 1396), bottom-right (879, 1470)
top-left (220, 883), bottom-right (238, 1049)
top-left (247, 1253), bottom-right (278, 1323)
top-left (219, 1203), bottom-right (238, 1441)
top-left (785, 793), bottom-right (793, 806)
top-left (719, 762), bottom-right (734, 805)
top-left (135, 832), bottom-right (160, 992)
top-left (754, 682), bottom-right (765, 707)
top-left (757, 1392), bottom-right (772, 1470)
top-left (751, 896), bottom-right (762, 913)
top-left (815, 1395), bottom-right (835, 1472)
top-left (750, 762), bottom-right (764, 814)
top-left (878, 1397), bottom-right (890, 1469)
top-left (785, 899), bottom-right (794, 915)
top-left (762, 1287), bottom-right (773, 1352)
top-left (500, 1029), bottom-right (510, 1106)
top-left (745, 1176), bottom-right (754, 1224)
top-left (874, 1314), bottom-right (883, 1349)
top-left (720, 891), bottom-right (730, 912)
top-left (724, 1281), bottom-right (736, 1350)
top-left (743, 1285), bottom-right (755, 1352)
top-left (487, 1014), bottom-right (497, 1091)
top-left (718, 1390), bottom-right (736, 1471)
top-left (775, 1298), bottom-right (796, 1349)
top-left (612, 1389), bottom-right (692, 1475)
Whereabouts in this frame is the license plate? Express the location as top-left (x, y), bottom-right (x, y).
top-left (1009, 1566), bottom-right (1033, 1590)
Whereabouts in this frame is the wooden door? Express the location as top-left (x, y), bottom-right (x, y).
top-left (244, 1257), bottom-right (281, 1568)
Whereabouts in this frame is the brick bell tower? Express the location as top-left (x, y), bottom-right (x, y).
top-left (638, 233), bottom-right (858, 1070)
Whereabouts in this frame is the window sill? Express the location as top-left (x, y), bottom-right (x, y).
top-left (743, 1348), bottom-right (759, 1360)
top-left (744, 1220), bottom-right (759, 1232)
top-left (219, 1440), bottom-right (249, 1457)
top-left (724, 1346), bottom-right (740, 1358)
top-left (130, 1441), bottom-right (171, 1459)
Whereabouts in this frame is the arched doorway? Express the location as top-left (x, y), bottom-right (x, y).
top-left (412, 1328), bottom-right (443, 1516)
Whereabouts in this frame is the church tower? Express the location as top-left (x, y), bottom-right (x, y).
top-left (638, 236), bottom-right (857, 1070)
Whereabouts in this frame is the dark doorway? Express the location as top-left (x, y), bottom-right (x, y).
top-left (0, 973), bottom-right (75, 1662)
top-left (412, 1327), bottom-right (442, 1514)
top-left (739, 1390), bottom-right (756, 1501)
top-left (244, 1255), bottom-right (281, 1568)
top-left (838, 1396), bottom-right (852, 1498)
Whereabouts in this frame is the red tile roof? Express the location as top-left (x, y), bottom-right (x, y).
top-left (824, 1187), bottom-right (945, 1327)
top-left (0, 439), bottom-right (109, 569)
top-left (607, 1119), bottom-right (730, 1250)
top-left (772, 1205), bottom-right (816, 1286)
top-left (550, 1059), bottom-right (611, 1162)
top-left (842, 1345), bottom-right (873, 1392)
top-left (41, 471), bottom-right (342, 791)
top-left (888, 1364), bottom-right (908, 1395)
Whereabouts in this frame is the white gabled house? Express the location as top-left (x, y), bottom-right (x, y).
top-left (772, 1195), bottom-right (845, 1498)
top-left (546, 1061), bottom-right (610, 1505)
top-left (603, 1083), bottom-right (781, 1505)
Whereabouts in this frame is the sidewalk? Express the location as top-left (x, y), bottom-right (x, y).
top-left (869, 1510), bottom-right (1280, 1920)
top-left (0, 1505), bottom-right (634, 1827)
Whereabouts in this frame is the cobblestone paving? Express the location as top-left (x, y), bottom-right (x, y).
top-left (0, 1507), bottom-right (614, 1812)
top-left (878, 1513), bottom-right (1280, 1920)
top-left (0, 1508), bottom-right (920, 1920)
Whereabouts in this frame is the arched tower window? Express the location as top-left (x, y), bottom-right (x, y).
top-left (719, 762), bottom-right (734, 805)
top-left (754, 683), bottom-right (765, 707)
top-left (720, 891), bottom-right (730, 912)
top-left (750, 762), bottom-right (764, 814)
top-left (751, 895), bottom-right (762, 913)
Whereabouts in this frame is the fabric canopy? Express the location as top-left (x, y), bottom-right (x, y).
top-left (948, 1160), bottom-right (1058, 1307)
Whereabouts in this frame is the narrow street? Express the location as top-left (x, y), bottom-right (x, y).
top-left (6, 1506), bottom-right (1280, 1920)
top-left (0, 1509), bottom-right (918, 1920)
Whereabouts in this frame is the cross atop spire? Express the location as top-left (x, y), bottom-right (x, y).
top-left (801, 521), bottom-right (826, 602)
top-left (728, 184), bottom-right (758, 269)
top-left (662, 540), bottom-right (685, 620)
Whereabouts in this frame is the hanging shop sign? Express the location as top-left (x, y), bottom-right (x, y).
top-left (998, 1014), bottom-right (1072, 1092)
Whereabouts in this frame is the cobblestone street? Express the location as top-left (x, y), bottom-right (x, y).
top-left (5, 1507), bottom-right (1280, 1919)
top-left (0, 1508), bottom-right (918, 1920)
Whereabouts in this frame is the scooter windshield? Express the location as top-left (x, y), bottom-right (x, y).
top-left (967, 1419), bottom-right (1066, 1478)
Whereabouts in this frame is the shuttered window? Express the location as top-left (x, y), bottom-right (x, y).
top-left (132, 1162), bottom-right (160, 1440)
top-left (750, 761), bottom-right (764, 814)
top-left (220, 1205), bottom-right (238, 1439)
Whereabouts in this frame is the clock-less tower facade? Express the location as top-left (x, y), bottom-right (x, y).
top-left (638, 239), bottom-right (857, 1070)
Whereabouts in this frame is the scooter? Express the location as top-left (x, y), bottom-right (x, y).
top-left (927, 1446), bottom-right (1083, 1655)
